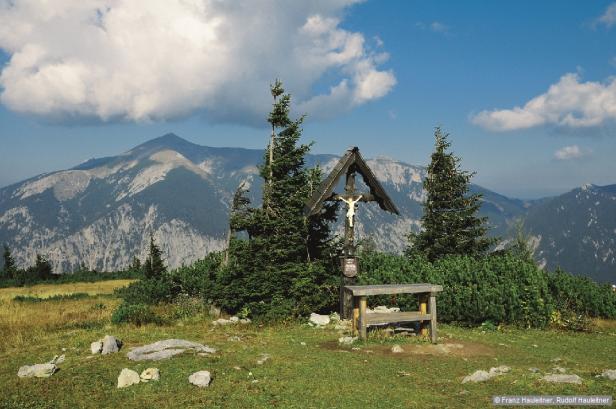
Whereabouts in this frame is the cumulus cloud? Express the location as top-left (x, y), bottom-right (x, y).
top-left (596, 2), bottom-right (616, 28)
top-left (471, 73), bottom-right (616, 131)
top-left (0, 0), bottom-right (395, 125)
top-left (554, 145), bottom-right (591, 160)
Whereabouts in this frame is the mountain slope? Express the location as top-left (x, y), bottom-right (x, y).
top-left (4, 133), bottom-right (609, 282)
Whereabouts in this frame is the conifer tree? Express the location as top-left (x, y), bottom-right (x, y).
top-left (33, 254), bottom-right (53, 280)
top-left (2, 244), bottom-right (16, 280)
top-left (143, 234), bottom-right (166, 279)
top-left (408, 127), bottom-right (494, 261)
top-left (129, 256), bottom-right (142, 272)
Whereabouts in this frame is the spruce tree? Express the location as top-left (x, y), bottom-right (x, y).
top-left (143, 234), bottom-right (166, 279)
top-left (2, 244), bottom-right (16, 280)
top-left (408, 127), bottom-right (494, 261)
top-left (33, 254), bottom-right (53, 280)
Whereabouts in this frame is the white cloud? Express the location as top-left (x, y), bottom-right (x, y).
top-left (554, 145), bottom-right (591, 160)
top-left (0, 0), bottom-right (395, 125)
top-left (471, 73), bottom-right (616, 131)
top-left (596, 2), bottom-right (616, 28)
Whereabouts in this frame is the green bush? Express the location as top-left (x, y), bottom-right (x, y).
top-left (547, 268), bottom-right (616, 318)
top-left (115, 277), bottom-right (174, 305)
top-left (12, 293), bottom-right (91, 303)
top-left (111, 302), bottom-right (162, 325)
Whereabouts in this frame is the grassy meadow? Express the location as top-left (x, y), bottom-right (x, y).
top-left (1, 280), bottom-right (616, 409)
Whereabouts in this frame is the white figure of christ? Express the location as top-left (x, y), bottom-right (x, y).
top-left (341, 195), bottom-right (362, 227)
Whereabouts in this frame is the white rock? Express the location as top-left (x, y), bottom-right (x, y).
top-left (256, 354), bottom-right (270, 365)
top-left (462, 370), bottom-right (492, 383)
top-left (101, 335), bottom-right (122, 355)
top-left (229, 316), bottom-right (239, 323)
top-left (213, 318), bottom-right (233, 326)
top-left (140, 368), bottom-right (160, 382)
top-left (47, 354), bottom-right (65, 365)
top-left (391, 345), bottom-right (404, 353)
top-left (17, 363), bottom-right (57, 378)
top-left (541, 374), bottom-right (582, 384)
top-left (330, 312), bottom-right (341, 322)
top-left (338, 336), bottom-right (357, 345)
top-left (189, 370), bottom-right (212, 387)
top-left (372, 305), bottom-right (400, 313)
top-left (127, 339), bottom-right (216, 361)
top-left (489, 366), bottom-right (511, 375)
top-left (117, 368), bottom-right (140, 388)
top-left (309, 313), bottom-right (330, 326)
top-left (90, 341), bottom-right (103, 354)
top-left (602, 369), bottom-right (616, 380)
top-left (239, 318), bottom-right (251, 324)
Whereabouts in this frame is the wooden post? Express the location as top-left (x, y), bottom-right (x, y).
top-left (359, 296), bottom-right (367, 340)
top-left (341, 169), bottom-right (357, 319)
top-left (429, 293), bottom-right (438, 344)
top-left (352, 296), bottom-right (359, 336)
top-left (419, 294), bottom-right (428, 337)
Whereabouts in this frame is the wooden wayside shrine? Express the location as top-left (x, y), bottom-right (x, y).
top-left (304, 147), bottom-right (400, 319)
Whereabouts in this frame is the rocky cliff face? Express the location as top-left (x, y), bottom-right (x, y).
top-left (1, 133), bottom-right (613, 283)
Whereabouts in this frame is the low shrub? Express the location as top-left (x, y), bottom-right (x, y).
top-left (111, 302), bottom-right (163, 326)
top-left (12, 293), bottom-right (92, 303)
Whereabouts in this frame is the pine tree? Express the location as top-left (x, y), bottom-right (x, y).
top-left (2, 244), bottom-right (16, 280)
top-left (408, 127), bottom-right (494, 261)
top-left (33, 254), bottom-right (53, 280)
top-left (143, 234), bottom-right (166, 279)
top-left (129, 256), bottom-right (142, 272)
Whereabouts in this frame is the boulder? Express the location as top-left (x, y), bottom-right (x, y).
top-left (602, 369), bottom-right (616, 380)
top-left (140, 368), bottom-right (160, 382)
top-left (309, 313), bottom-right (330, 326)
top-left (47, 354), bottom-right (65, 365)
top-left (189, 370), bottom-right (212, 387)
top-left (117, 368), bottom-right (140, 388)
top-left (17, 363), bottom-right (57, 378)
top-left (489, 366), bottom-right (511, 375)
top-left (213, 318), bottom-right (233, 326)
top-left (541, 374), bottom-right (582, 384)
top-left (127, 339), bottom-right (216, 361)
top-left (101, 335), bottom-right (122, 355)
top-left (90, 341), bottom-right (103, 354)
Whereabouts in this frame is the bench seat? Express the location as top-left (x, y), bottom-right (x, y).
top-left (365, 311), bottom-right (431, 325)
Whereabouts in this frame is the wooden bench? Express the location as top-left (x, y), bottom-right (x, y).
top-left (343, 284), bottom-right (443, 343)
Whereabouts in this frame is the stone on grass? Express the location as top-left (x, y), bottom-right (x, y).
top-left (338, 336), bottom-right (357, 345)
top-left (462, 370), bottom-right (492, 383)
top-left (189, 371), bottom-right (212, 387)
top-left (229, 316), bottom-right (239, 323)
top-left (90, 341), bottom-right (103, 354)
top-left (17, 363), bottom-right (57, 378)
top-left (391, 345), bottom-right (404, 354)
top-left (541, 374), bottom-right (582, 384)
top-left (101, 335), bottom-right (122, 355)
top-left (117, 368), bottom-right (140, 388)
top-left (140, 368), bottom-right (160, 382)
top-left (127, 339), bottom-right (216, 361)
top-left (330, 312), bottom-right (340, 322)
top-left (552, 366), bottom-right (567, 374)
top-left (601, 369), bottom-right (616, 381)
top-left (239, 318), bottom-right (251, 324)
top-left (528, 367), bottom-right (540, 373)
top-left (489, 366), bottom-right (511, 375)
top-left (213, 318), bottom-right (232, 326)
top-left (309, 313), bottom-right (330, 326)
top-left (257, 354), bottom-right (270, 365)
top-left (47, 354), bottom-right (65, 365)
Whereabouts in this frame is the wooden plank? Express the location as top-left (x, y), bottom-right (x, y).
top-left (352, 298), bottom-right (359, 336)
top-left (344, 284), bottom-right (443, 296)
top-left (359, 296), bottom-right (367, 340)
top-left (304, 148), bottom-right (355, 216)
top-left (365, 311), bottom-right (431, 325)
top-left (429, 294), bottom-right (438, 344)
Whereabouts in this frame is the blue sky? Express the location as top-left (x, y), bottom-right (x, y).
top-left (1, 0), bottom-right (615, 198)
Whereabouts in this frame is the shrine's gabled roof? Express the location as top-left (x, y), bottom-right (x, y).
top-left (304, 147), bottom-right (400, 216)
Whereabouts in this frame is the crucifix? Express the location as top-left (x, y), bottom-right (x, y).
top-left (304, 147), bottom-right (399, 319)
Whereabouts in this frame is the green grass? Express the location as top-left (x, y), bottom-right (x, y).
top-left (2, 280), bottom-right (616, 408)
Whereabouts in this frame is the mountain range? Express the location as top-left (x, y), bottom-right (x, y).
top-left (0, 133), bottom-right (614, 283)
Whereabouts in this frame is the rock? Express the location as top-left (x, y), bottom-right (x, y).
top-left (601, 369), bottom-right (616, 380)
top-left (213, 318), bottom-right (233, 326)
top-left (127, 339), bottom-right (216, 361)
top-left (101, 335), bottom-right (122, 355)
top-left (338, 336), bottom-right (357, 345)
top-left (309, 313), bottom-right (330, 326)
top-left (189, 370), bottom-right (212, 387)
top-left (229, 316), bottom-right (239, 323)
top-left (140, 368), bottom-right (160, 382)
top-left (552, 366), bottom-right (567, 374)
top-left (391, 345), bottom-right (404, 353)
top-left (90, 341), bottom-right (103, 354)
top-left (330, 312), bottom-right (341, 322)
top-left (528, 367), bottom-right (540, 373)
top-left (239, 318), bottom-right (251, 324)
top-left (208, 305), bottom-right (221, 318)
top-left (117, 368), bottom-right (140, 388)
top-left (17, 363), bottom-right (57, 378)
top-left (227, 336), bottom-right (241, 342)
top-left (541, 374), bottom-right (582, 384)
top-left (300, 342), bottom-right (307, 346)
top-left (256, 354), bottom-right (270, 365)
top-left (372, 305), bottom-right (400, 313)
top-left (47, 354), bottom-right (65, 365)
top-left (462, 370), bottom-right (492, 383)
top-left (489, 366), bottom-right (511, 375)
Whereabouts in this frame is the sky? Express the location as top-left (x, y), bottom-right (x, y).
top-left (1, 0), bottom-right (615, 199)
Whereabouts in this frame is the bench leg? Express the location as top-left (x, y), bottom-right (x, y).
top-left (359, 296), bottom-right (367, 340)
top-left (419, 295), bottom-right (428, 337)
top-left (352, 297), bottom-right (359, 336)
top-left (429, 294), bottom-right (438, 344)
